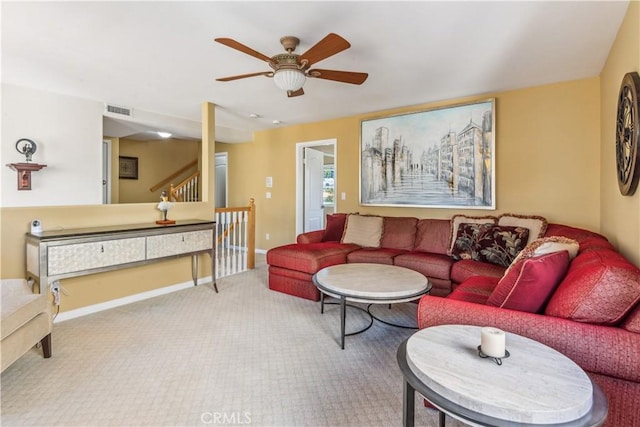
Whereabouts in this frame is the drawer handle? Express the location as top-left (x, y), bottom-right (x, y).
top-left (101, 245), bottom-right (104, 253)
top-left (182, 236), bottom-right (184, 242)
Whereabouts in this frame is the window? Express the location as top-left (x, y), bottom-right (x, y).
top-left (323, 165), bottom-right (335, 205)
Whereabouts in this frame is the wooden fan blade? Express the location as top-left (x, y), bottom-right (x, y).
top-left (307, 69), bottom-right (368, 85)
top-left (214, 38), bottom-right (272, 63)
top-left (287, 88), bottom-right (304, 98)
top-left (299, 33), bottom-right (350, 66)
top-left (216, 71), bottom-right (273, 82)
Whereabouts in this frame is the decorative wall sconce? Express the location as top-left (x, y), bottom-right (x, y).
top-left (6, 139), bottom-right (47, 190)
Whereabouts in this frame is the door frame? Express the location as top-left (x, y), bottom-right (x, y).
top-left (102, 139), bottom-right (111, 204)
top-left (295, 138), bottom-right (337, 236)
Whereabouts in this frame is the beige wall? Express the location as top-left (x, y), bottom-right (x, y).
top-left (600, 0), bottom-right (640, 266)
top-left (219, 78), bottom-right (602, 252)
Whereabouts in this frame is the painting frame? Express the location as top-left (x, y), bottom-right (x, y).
top-left (118, 156), bottom-right (138, 180)
top-left (359, 98), bottom-right (496, 209)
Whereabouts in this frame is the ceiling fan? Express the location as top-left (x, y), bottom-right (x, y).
top-left (214, 33), bottom-right (368, 97)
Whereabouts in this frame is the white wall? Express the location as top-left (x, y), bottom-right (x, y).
top-left (1, 83), bottom-right (104, 207)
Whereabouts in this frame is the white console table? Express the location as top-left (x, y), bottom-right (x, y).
top-left (25, 219), bottom-right (217, 294)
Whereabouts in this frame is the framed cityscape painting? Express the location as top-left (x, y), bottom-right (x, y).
top-left (360, 99), bottom-right (495, 209)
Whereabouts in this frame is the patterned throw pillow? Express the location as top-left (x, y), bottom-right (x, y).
top-left (451, 223), bottom-right (530, 267)
top-left (448, 214), bottom-right (498, 255)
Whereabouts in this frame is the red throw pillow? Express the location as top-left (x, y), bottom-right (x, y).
top-left (487, 251), bottom-right (570, 313)
top-left (322, 213), bottom-right (348, 242)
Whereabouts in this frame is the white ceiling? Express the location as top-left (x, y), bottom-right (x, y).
top-left (1, 1), bottom-right (629, 143)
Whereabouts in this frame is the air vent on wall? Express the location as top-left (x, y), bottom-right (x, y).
top-left (104, 103), bottom-right (133, 117)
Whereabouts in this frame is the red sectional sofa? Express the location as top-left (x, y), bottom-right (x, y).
top-left (266, 213), bottom-right (640, 426)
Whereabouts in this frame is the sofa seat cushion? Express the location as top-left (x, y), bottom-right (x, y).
top-left (380, 217), bottom-right (418, 250)
top-left (414, 219), bottom-right (451, 255)
top-left (487, 251), bottom-right (570, 313)
top-left (451, 259), bottom-right (506, 284)
top-left (394, 252), bottom-right (454, 280)
top-left (545, 249), bottom-right (640, 325)
top-left (1, 279), bottom-right (48, 340)
top-left (266, 242), bottom-right (359, 275)
top-left (447, 276), bottom-right (498, 305)
top-left (346, 248), bottom-right (407, 265)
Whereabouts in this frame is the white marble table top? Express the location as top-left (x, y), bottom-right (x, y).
top-left (314, 263), bottom-right (430, 303)
top-left (406, 325), bottom-right (593, 424)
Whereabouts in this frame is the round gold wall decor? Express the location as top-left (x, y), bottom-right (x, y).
top-left (616, 72), bottom-right (640, 196)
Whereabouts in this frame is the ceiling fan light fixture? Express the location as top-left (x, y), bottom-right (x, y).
top-left (273, 69), bottom-right (306, 91)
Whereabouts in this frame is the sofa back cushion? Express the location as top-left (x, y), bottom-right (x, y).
top-left (544, 223), bottom-right (608, 243)
top-left (487, 251), bottom-right (570, 313)
top-left (545, 249), bottom-right (640, 325)
top-left (414, 219), bottom-right (451, 255)
top-left (380, 217), bottom-right (418, 250)
top-left (341, 214), bottom-right (384, 248)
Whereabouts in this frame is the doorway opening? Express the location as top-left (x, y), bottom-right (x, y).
top-left (295, 139), bottom-right (337, 236)
top-left (215, 152), bottom-right (228, 209)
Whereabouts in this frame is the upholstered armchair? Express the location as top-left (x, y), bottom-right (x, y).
top-left (1, 279), bottom-right (52, 372)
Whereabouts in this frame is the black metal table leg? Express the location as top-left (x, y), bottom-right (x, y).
top-left (320, 292), bottom-right (325, 313)
top-left (403, 379), bottom-right (415, 427)
top-left (340, 296), bottom-right (346, 349)
top-left (439, 410), bottom-right (446, 427)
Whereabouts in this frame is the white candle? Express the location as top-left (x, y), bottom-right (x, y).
top-left (481, 327), bottom-right (506, 358)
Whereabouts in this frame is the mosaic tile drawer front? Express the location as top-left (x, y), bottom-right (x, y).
top-left (146, 230), bottom-right (213, 259)
top-left (48, 237), bottom-right (146, 275)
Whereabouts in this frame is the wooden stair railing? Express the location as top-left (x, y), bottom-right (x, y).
top-left (214, 199), bottom-right (256, 278)
top-left (149, 159), bottom-right (199, 201)
top-left (170, 171), bottom-right (200, 202)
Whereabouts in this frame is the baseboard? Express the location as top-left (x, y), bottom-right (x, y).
top-left (53, 275), bottom-right (213, 323)
top-left (256, 248), bottom-right (267, 254)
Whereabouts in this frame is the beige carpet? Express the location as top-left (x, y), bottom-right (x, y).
top-left (1, 255), bottom-right (462, 427)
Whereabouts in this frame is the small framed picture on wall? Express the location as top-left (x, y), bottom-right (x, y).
top-left (119, 156), bottom-right (138, 179)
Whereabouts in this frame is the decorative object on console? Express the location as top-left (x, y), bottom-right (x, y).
top-left (6, 138), bottom-right (47, 190)
top-left (30, 219), bottom-right (43, 234)
top-left (156, 191), bottom-right (175, 225)
top-left (616, 71), bottom-right (640, 196)
top-left (360, 99), bottom-right (495, 209)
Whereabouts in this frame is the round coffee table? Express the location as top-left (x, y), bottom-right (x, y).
top-left (397, 325), bottom-right (608, 427)
top-left (312, 263), bottom-right (431, 349)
